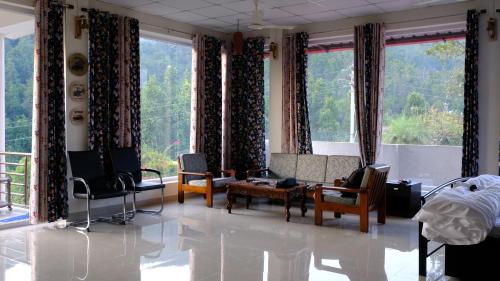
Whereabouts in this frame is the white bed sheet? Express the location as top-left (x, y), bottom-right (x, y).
top-left (413, 175), bottom-right (500, 245)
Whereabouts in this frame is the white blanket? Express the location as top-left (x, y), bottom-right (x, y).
top-left (413, 175), bottom-right (500, 245)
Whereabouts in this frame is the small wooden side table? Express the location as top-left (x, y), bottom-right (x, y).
top-left (226, 180), bottom-right (307, 222)
top-left (0, 177), bottom-right (12, 211)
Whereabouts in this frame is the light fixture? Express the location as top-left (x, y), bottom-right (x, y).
top-left (75, 15), bottom-right (89, 39)
top-left (487, 17), bottom-right (497, 41)
top-left (269, 42), bottom-right (278, 59)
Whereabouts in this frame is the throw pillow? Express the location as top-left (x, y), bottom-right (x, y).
top-left (340, 167), bottom-right (365, 198)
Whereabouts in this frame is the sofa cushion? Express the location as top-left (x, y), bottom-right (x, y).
top-left (295, 154), bottom-right (328, 183)
top-left (269, 153), bottom-right (297, 178)
top-left (325, 155), bottom-right (361, 184)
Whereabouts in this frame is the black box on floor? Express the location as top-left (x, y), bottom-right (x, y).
top-left (386, 181), bottom-right (421, 218)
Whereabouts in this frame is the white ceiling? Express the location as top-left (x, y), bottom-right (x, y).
top-left (98, 0), bottom-right (470, 32)
top-left (0, 9), bottom-right (34, 39)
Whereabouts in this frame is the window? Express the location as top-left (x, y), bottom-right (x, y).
top-left (140, 37), bottom-right (192, 177)
top-left (307, 49), bottom-right (356, 152)
top-left (5, 34), bottom-right (34, 154)
top-left (384, 39), bottom-right (464, 146)
top-left (4, 33), bottom-right (34, 207)
top-left (383, 38), bottom-right (465, 185)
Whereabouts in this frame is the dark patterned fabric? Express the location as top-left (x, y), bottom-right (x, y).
top-left (46, 2), bottom-right (67, 222)
top-left (230, 38), bottom-right (265, 178)
top-left (282, 32), bottom-right (313, 154)
top-left (354, 23), bottom-right (385, 166)
top-left (191, 35), bottom-right (222, 174)
top-left (88, 10), bottom-right (141, 168)
top-left (462, 10), bottom-right (479, 177)
top-left (88, 10), bottom-right (116, 164)
top-left (30, 0), bottom-right (67, 223)
top-left (129, 19), bottom-right (141, 161)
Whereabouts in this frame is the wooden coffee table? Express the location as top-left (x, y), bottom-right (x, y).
top-left (226, 180), bottom-right (307, 222)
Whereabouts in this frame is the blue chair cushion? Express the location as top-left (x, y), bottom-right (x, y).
top-left (188, 177), bottom-right (236, 188)
top-left (179, 153), bottom-right (208, 182)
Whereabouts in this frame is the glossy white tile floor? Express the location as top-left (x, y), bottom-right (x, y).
top-left (0, 195), bottom-right (454, 281)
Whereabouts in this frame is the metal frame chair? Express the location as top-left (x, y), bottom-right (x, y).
top-left (67, 150), bottom-right (128, 232)
top-left (110, 147), bottom-right (165, 216)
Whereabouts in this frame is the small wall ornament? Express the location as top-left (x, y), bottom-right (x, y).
top-left (70, 108), bottom-right (85, 125)
top-left (68, 53), bottom-right (88, 76)
top-left (69, 82), bottom-right (87, 101)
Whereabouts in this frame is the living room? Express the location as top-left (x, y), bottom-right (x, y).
top-left (0, 0), bottom-right (499, 280)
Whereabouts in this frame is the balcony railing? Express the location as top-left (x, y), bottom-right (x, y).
top-left (0, 152), bottom-right (31, 208)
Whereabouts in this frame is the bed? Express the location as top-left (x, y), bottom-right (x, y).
top-left (417, 176), bottom-right (500, 280)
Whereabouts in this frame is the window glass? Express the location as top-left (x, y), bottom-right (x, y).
top-left (140, 38), bottom-right (192, 177)
top-left (384, 39), bottom-right (465, 146)
top-left (307, 50), bottom-right (356, 143)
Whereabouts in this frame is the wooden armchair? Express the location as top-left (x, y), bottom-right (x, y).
top-left (314, 165), bottom-right (390, 233)
top-left (177, 153), bottom-right (236, 207)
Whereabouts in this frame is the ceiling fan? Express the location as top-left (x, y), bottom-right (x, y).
top-left (248, 0), bottom-right (295, 30)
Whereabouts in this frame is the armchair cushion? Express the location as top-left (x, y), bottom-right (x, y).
top-left (296, 154), bottom-right (328, 183)
top-left (188, 177), bottom-right (236, 188)
top-left (340, 167), bottom-right (365, 198)
top-left (323, 190), bottom-right (357, 206)
top-left (325, 155), bottom-right (361, 184)
top-left (269, 153), bottom-right (297, 178)
top-left (179, 153), bottom-right (209, 182)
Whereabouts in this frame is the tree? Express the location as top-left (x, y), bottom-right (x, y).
top-left (403, 91), bottom-right (427, 116)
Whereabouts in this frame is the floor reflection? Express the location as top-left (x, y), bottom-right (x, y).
top-left (0, 198), bottom-right (448, 281)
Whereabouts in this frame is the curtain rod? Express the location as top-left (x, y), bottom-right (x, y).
top-left (308, 9), bottom-right (488, 37)
top-left (64, 5), bottom-right (194, 37)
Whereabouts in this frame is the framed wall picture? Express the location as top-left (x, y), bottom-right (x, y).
top-left (70, 108), bottom-right (85, 125)
top-left (69, 82), bottom-right (87, 101)
top-left (68, 53), bottom-right (88, 76)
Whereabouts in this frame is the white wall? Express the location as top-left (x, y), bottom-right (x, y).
top-left (312, 142), bottom-right (462, 186)
top-left (476, 0), bottom-right (500, 175)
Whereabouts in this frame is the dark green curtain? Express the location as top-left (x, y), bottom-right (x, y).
top-left (88, 10), bottom-right (141, 167)
top-left (229, 38), bottom-right (265, 178)
top-left (462, 9), bottom-right (480, 177)
top-left (354, 23), bottom-right (385, 166)
top-left (31, 0), bottom-right (67, 222)
top-left (191, 35), bottom-right (222, 174)
top-left (282, 32), bottom-right (312, 154)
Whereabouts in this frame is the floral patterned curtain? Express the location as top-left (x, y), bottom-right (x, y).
top-left (230, 38), bottom-right (265, 178)
top-left (282, 32), bottom-right (313, 154)
top-left (190, 35), bottom-right (222, 174)
top-left (354, 23), bottom-right (385, 166)
top-left (88, 10), bottom-right (140, 166)
top-left (462, 10), bottom-right (480, 177)
top-left (30, 0), bottom-right (66, 223)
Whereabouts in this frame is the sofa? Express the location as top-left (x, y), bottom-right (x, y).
top-left (247, 153), bottom-right (361, 197)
